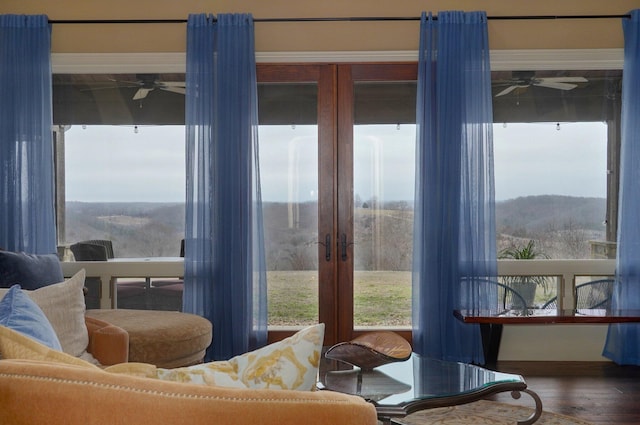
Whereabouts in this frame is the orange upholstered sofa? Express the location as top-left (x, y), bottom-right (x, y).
top-left (0, 357), bottom-right (377, 425)
top-left (0, 313), bottom-right (377, 425)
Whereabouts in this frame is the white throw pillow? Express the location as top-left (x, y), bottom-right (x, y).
top-left (0, 270), bottom-right (89, 358)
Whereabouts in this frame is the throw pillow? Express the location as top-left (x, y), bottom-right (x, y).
top-left (0, 251), bottom-right (64, 290)
top-left (0, 285), bottom-right (62, 351)
top-left (0, 325), bottom-right (98, 369)
top-left (155, 323), bottom-right (325, 391)
top-left (28, 270), bottom-right (89, 358)
top-left (0, 319), bottom-right (325, 391)
top-left (0, 270), bottom-right (89, 358)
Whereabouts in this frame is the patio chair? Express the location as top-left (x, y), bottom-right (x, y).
top-left (576, 278), bottom-right (614, 309)
top-left (79, 239), bottom-right (114, 259)
top-left (69, 242), bottom-right (108, 309)
top-left (69, 242), bottom-right (109, 261)
top-left (541, 278), bottom-right (614, 310)
top-left (70, 241), bottom-right (148, 310)
top-left (461, 278), bottom-right (530, 312)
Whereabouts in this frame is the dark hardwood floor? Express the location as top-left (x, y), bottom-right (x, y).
top-left (486, 361), bottom-right (640, 425)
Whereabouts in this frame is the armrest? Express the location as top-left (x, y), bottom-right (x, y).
top-left (85, 315), bottom-right (129, 366)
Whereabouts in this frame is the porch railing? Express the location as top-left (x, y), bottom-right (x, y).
top-left (61, 258), bottom-right (616, 310)
top-left (62, 259), bottom-right (184, 309)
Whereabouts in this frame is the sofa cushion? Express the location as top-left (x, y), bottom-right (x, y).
top-left (0, 285), bottom-right (62, 351)
top-left (0, 251), bottom-right (63, 289)
top-left (0, 270), bottom-right (89, 359)
top-left (155, 323), bottom-right (325, 391)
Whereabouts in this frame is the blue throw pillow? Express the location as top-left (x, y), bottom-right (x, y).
top-left (0, 284), bottom-right (62, 350)
top-left (0, 251), bottom-right (64, 290)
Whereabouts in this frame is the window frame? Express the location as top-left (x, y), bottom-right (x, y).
top-left (52, 49), bottom-right (623, 317)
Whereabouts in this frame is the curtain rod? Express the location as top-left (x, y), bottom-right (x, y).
top-left (48, 14), bottom-right (631, 25)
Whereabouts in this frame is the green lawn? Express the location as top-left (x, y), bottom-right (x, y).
top-left (267, 270), bottom-right (412, 327)
top-left (267, 271), bottom-right (557, 326)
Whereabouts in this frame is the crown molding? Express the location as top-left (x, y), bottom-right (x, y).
top-left (51, 49), bottom-right (623, 73)
top-left (489, 48), bottom-right (623, 71)
top-left (52, 53), bottom-right (187, 73)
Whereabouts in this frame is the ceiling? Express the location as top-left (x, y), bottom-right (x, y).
top-left (52, 70), bottom-right (623, 126)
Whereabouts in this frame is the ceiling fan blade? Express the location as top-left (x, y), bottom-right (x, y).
top-left (133, 87), bottom-right (153, 100)
top-left (535, 81), bottom-right (578, 91)
top-left (495, 85), bottom-right (523, 97)
top-left (160, 86), bottom-right (186, 95)
top-left (159, 81), bottom-right (186, 87)
top-left (537, 77), bottom-right (588, 83)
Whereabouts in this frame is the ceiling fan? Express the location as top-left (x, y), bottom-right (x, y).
top-left (494, 71), bottom-right (588, 97)
top-left (129, 74), bottom-right (186, 100)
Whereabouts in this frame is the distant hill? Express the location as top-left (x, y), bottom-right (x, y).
top-left (65, 202), bottom-right (185, 257)
top-left (496, 195), bottom-right (606, 234)
top-left (64, 195), bottom-right (607, 261)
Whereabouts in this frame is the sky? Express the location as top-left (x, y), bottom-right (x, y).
top-left (64, 121), bottom-right (608, 203)
top-left (65, 125), bottom-right (186, 202)
top-left (493, 121), bottom-right (607, 201)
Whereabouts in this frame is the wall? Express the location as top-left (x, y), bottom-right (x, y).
top-left (1, 0), bottom-right (639, 53)
top-left (499, 325), bottom-right (610, 361)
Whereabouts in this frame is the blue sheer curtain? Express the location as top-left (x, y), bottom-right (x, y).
top-left (184, 13), bottom-right (267, 361)
top-left (412, 11), bottom-right (497, 364)
top-left (603, 9), bottom-right (640, 366)
top-left (0, 15), bottom-right (56, 254)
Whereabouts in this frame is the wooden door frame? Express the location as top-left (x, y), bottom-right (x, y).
top-left (261, 63), bottom-right (416, 345)
top-left (258, 64), bottom-right (339, 344)
top-left (336, 63), bottom-right (417, 344)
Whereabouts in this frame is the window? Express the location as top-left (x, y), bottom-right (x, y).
top-left (52, 54), bottom-right (622, 333)
top-left (53, 73), bottom-right (186, 258)
top-left (492, 69), bottom-right (622, 307)
top-left (63, 125), bottom-right (185, 256)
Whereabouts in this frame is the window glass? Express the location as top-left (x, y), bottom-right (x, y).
top-left (63, 125), bottom-right (185, 257)
top-left (492, 69), bottom-right (621, 308)
top-left (494, 121), bottom-right (608, 259)
top-left (352, 80), bottom-right (416, 329)
top-left (257, 81), bottom-right (319, 327)
top-left (52, 66), bottom-right (622, 316)
top-left (53, 73), bottom-right (186, 258)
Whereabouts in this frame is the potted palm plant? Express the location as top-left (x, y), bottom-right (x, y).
top-left (499, 240), bottom-right (549, 308)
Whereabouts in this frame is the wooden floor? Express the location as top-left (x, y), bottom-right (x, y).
top-left (486, 361), bottom-right (640, 425)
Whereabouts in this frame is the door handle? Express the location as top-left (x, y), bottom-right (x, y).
top-left (318, 234), bottom-right (331, 261)
top-left (341, 233), bottom-right (348, 261)
top-left (325, 234), bottom-right (331, 261)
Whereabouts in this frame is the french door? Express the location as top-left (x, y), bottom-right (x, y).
top-left (258, 63), bottom-right (417, 345)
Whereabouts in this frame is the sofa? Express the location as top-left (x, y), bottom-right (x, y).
top-left (0, 358), bottom-right (377, 425)
top-left (0, 252), bottom-right (378, 425)
top-left (0, 304), bottom-right (377, 425)
top-left (83, 314), bottom-right (129, 365)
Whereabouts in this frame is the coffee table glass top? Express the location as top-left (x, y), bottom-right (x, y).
top-left (319, 353), bottom-right (525, 408)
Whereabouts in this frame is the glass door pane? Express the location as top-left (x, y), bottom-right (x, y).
top-left (257, 81), bottom-right (320, 328)
top-left (352, 81), bottom-right (416, 329)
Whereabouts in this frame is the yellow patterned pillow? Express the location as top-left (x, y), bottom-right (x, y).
top-left (155, 359), bottom-right (242, 387)
top-left (156, 323), bottom-right (324, 391)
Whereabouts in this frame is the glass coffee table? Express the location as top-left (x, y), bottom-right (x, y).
top-left (318, 353), bottom-right (542, 425)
